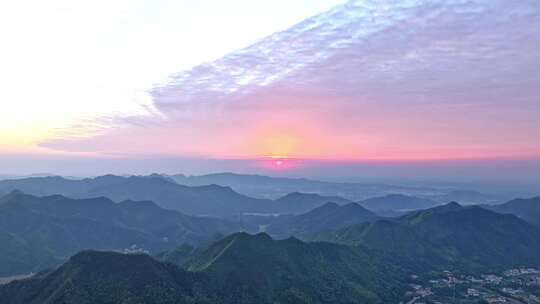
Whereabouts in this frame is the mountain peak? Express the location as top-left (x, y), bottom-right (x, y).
top-left (93, 174), bottom-right (122, 180)
top-left (317, 201), bottom-right (340, 209)
top-left (194, 183), bottom-right (235, 192)
top-left (279, 191), bottom-right (314, 199)
top-left (400, 201), bottom-right (464, 224)
top-left (434, 201), bottom-right (463, 212)
top-left (229, 231), bottom-right (273, 242)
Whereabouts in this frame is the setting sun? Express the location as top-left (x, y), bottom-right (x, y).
top-left (258, 155), bottom-right (300, 171)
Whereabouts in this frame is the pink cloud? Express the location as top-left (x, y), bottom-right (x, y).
top-left (41, 0), bottom-right (540, 161)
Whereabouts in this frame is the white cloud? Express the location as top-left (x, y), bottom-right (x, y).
top-left (38, 0), bottom-right (540, 160)
top-left (0, 0), bottom-right (344, 148)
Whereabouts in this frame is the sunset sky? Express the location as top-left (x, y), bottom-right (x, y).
top-left (1, 0), bottom-right (539, 180)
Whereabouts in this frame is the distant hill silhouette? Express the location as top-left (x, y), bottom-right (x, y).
top-left (172, 172), bottom-right (438, 201)
top-left (486, 196), bottom-right (540, 226)
top-left (428, 190), bottom-right (501, 205)
top-left (272, 191), bottom-right (353, 213)
top-left (0, 175), bottom-right (358, 216)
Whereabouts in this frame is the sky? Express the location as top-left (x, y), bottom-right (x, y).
top-left (0, 0), bottom-right (344, 153)
top-left (1, 0), bottom-right (540, 182)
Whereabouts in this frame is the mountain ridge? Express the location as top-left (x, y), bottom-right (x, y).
top-left (486, 196), bottom-right (540, 226)
top-left (311, 202), bottom-right (540, 271)
top-left (0, 175), bottom-right (362, 216)
top-left (0, 191), bottom-right (240, 276)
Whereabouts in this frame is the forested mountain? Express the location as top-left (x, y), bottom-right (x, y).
top-left (1, 179), bottom-right (540, 303)
top-left (5, 203), bottom-right (540, 304)
top-left (273, 192), bottom-right (353, 210)
top-left (0, 251), bottom-right (202, 304)
top-left (0, 234), bottom-right (407, 304)
top-left (486, 196), bottom-right (540, 226)
top-left (156, 202), bottom-right (378, 265)
top-left (4, 199), bottom-right (540, 304)
top-left (312, 202), bottom-right (540, 271)
top-left (258, 202), bottom-right (379, 239)
top-left (0, 191), bottom-right (239, 276)
top-left (0, 190), bottom-right (373, 277)
top-left (183, 232), bottom-right (405, 303)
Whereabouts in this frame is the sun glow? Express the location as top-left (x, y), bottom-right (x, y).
top-left (258, 155), bottom-right (301, 171)
top-left (262, 135), bottom-right (298, 159)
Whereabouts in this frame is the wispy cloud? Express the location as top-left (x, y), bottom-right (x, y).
top-left (42, 0), bottom-right (540, 160)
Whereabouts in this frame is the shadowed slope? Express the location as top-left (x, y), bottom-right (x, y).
top-left (313, 202), bottom-right (540, 271)
top-left (487, 196), bottom-right (540, 226)
top-left (0, 191), bottom-right (240, 276)
top-left (1, 234), bottom-right (408, 304)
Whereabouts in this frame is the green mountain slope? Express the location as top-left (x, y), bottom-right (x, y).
top-left (312, 202), bottom-right (540, 271)
top-left (0, 192), bottom-right (239, 276)
top-left (1, 234), bottom-right (407, 304)
top-left (486, 196), bottom-right (540, 226)
top-left (263, 202), bottom-right (378, 239)
top-left (0, 251), bottom-right (206, 304)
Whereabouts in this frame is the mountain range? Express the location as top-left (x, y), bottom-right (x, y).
top-left (0, 191), bottom-right (240, 276)
top-left (4, 198), bottom-right (540, 304)
top-left (312, 202), bottom-right (540, 272)
top-left (245, 202), bottom-right (379, 239)
top-left (0, 190), bottom-right (377, 277)
top-left (0, 233), bottom-right (407, 304)
top-left (0, 175), bottom-right (354, 216)
top-left (173, 172), bottom-right (509, 206)
top-left (171, 172), bottom-right (450, 201)
top-left (0, 174), bottom-right (511, 219)
top-left (2, 171), bottom-right (540, 303)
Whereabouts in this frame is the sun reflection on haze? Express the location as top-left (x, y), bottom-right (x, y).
top-left (258, 155), bottom-right (301, 171)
